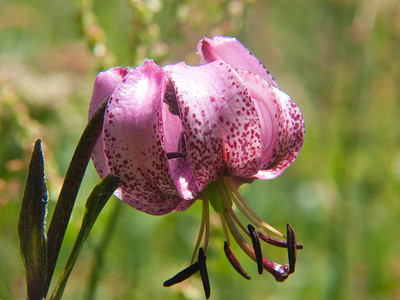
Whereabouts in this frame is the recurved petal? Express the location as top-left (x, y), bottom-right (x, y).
top-left (255, 87), bottom-right (305, 180)
top-left (103, 60), bottom-right (182, 215)
top-left (114, 189), bottom-right (185, 215)
top-left (237, 70), bottom-right (281, 170)
top-left (198, 36), bottom-right (278, 88)
top-left (89, 67), bottom-right (128, 179)
top-left (164, 60), bottom-right (263, 191)
top-left (89, 67), bottom-right (129, 119)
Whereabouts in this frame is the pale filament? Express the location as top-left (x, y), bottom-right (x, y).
top-left (191, 198), bottom-right (210, 264)
top-left (223, 177), bottom-right (284, 237)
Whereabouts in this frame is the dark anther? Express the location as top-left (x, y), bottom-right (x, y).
top-left (257, 231), bottom-right (304, 249)
top-left (198, 247), bottom-right (210, 299)
top-left (224, 241), bottom-right (251, 280)
top-left (247, 224), bottom-right (263, 275)
top-left (166, 152), bottom-right (187, 159)
top-left (286, 223), bottom-right (297, 274)
top-left (163, 261), bottom-right (200, 287)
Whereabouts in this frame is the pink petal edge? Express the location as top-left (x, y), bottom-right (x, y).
top-left (198, 36), bottom-right (279, 88)
top-left (89, 67), bottom-right (128, 179)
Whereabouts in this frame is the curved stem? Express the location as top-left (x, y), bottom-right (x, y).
top-left (85, 200), bottom-right (122, 300)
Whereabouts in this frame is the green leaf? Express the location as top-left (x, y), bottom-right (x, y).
top-left (50, 174), bottom-right (118, 300)
top-left (18, 138), bottom-right (48, 300)
top-left (44, 97), bottom-right (108, 297)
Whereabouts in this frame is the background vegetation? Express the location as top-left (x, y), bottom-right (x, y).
top-left (1, 0), bottom-right (400, 299)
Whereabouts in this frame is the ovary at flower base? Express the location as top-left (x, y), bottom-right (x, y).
top-left (89, 36), bottom-right (305, 299)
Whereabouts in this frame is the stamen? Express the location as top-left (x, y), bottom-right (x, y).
top-left (219, 213), bottom-right (230, 245)
top-left (216, 181), bottom-right (248, 234)
top-left (223, 211), bottom-right (289, 282)
top-left (198, 247), bottom-right (210, 299)
top-left (286, 223), bottom-right (297, 274)
top-left (224, 241), bottom-right (251, 280)
top-left (223, 183), bottom-right (263, 232)
top-left (257, 231), bottom-right (304, 249)
top-left (163, 261), bottom-right (200, 287)
top-left (247, 224), bottom-right (263, 275)
top-left (223, 177), bottom-right (284, 237)
top-left (166, 152), bottom-right (187, 159)
top-left (191, 198), bottom-right (208, 264)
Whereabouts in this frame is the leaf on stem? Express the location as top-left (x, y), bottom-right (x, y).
top-left (18, 138), bottom-right (48, 300)
top-left (44, 97), bottom-right (108, 297)
top-left (50, 174), bottom-right (118, 300)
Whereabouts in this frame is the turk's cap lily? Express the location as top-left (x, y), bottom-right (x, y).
top-left (89, 36), bottom-right (305, 297)
top-left (89, 37), bottom-right (304, 215)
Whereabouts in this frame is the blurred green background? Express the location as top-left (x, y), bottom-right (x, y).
top-left (1, 0), bottom-right (400, 299)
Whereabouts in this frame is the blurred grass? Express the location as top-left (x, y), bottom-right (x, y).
top-left (1, 0), bottom-right (400, 299)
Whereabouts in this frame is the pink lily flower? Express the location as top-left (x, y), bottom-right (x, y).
top-left (89, 36), bottom-right (305, 298)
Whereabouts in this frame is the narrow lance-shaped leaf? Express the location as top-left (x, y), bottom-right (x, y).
top-left (50, 174), bottom-right (118, 300)
top-left (44, 97), bottom-right (108, 297)
top-left (18, 138), bottom-right (48, 300)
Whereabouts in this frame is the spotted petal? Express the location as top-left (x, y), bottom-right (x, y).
top-left (102, 60), bottom-right (183, 215)
top-left (255, 87), bottom-right (305, 180)
top-left (236, 70), bottom-right (281, 171)
top-left (198, 36), bottom-right (278, 88)
top-left (165, 60), bottom-right (263, 191)
top-left (89, 67), bottom-right (128, 179)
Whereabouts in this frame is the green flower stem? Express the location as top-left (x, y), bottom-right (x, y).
top-left (44, 97), bottom-right (108, 297)
top-left (50, 174), bottom-right (118, 300)
top-left (85, 200), bottom-right (122, 300)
